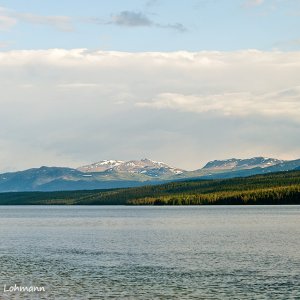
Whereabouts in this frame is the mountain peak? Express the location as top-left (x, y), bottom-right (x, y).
top-left (77, 158), bottom-right (185, 176)
top-left (77, 160), bottom-right (124, 173)
top-left (141, 158), bottom-right (168, 167)
top-left (202, 157), bottom-right (284, 170)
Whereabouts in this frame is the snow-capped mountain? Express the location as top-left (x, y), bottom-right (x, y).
top-left (77, 160), bottom-right (124, 172)
top-left (202, 157), bottom-right (284, 171)
top-left (78, 158), bottom-right (184, 177)
top-left (0, 156), bottom-right (300, 192)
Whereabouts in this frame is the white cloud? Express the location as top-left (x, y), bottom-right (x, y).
top-left (1, 49), bottom-right (300, 170)
top-left (138, 87), bottom-right (300, 120)
top-left (0, 15), bottom-right (17, 30)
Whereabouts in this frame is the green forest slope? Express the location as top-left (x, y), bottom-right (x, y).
top-left (0, 170), bottom-right (300, 205)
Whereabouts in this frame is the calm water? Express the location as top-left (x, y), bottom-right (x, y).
top-left (0, 206), bottom-right (299, 299)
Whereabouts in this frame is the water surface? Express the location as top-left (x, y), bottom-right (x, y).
top-left (0, 205), bottom-right (299, 299)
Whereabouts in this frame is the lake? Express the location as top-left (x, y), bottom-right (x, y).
top-left (0, 206), bottom-right (299, 299)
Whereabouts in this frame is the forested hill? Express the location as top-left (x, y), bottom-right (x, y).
top-left (0, 170), bottom-right (300, 205)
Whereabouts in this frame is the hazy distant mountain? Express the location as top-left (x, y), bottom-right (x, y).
top-left (259, 159), bottom-right (300, 173)
top-left (0, 166), bottom-right (82, 192)
top-left (0, 166), bottom-right (159, 192)
top-left (189, 158), bottom-right (300, 180)
top-left (202, 157), bottom-right (284, 171)
top-left (0, 156), bottom-right (300, 192)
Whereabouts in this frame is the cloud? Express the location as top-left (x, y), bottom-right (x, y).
top-left (92, 10), bottom-right (187, 32)
top-left (0, 8), bottom-right (17, 30)
top-left (112, 11), bottom-right (152, 27)
top-left (157, 22), bottom-right (187, 32)
top-left (0, 41), bottom-right (11, 48)
top-left (1, 49), bottom-right (300, 170)
top-left (0, 6), bottom-right (73, 32)
top-left (244, 0), bottom-right (264, 8)
top-left (137, 88), bottom-right (300, 119)
top-left (58, 83), bottom-right (101, 88)
top-left (145, 0), bottom-right (160, 7)
top-left (1, 6), bottom-right (185, 33)
top-left (193, 0), bottom-right (218, 9)
top-left (273, 38), bottom-right (300, 50)
top-left (16, 14), bottom-right (74, 32)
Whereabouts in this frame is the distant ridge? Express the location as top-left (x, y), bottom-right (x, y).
top-left (202, 157), bottom-right (284, 170)
top-left (0, 156), bottom-right (300, 192)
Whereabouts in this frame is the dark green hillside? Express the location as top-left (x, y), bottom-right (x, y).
top-left (0, 170), bottom-right (300, 205)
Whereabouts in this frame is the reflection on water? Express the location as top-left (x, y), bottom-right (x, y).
top-left (0, 206), bottom-right (299, 299)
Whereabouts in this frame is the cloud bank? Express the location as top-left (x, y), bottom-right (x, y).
top-left (138, 88), bottom-right (300, 119)
top-left (0, 49), bottom-right (300, 171)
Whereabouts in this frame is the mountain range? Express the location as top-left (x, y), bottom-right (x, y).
top-left (0, 157), bottom-right (300, 192)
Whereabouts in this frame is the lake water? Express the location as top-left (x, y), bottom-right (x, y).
top-left (0, 206), bottom-right (299, 299)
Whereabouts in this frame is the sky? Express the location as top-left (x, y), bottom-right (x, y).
top-left (0, 0), bottom-right (300, 171)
